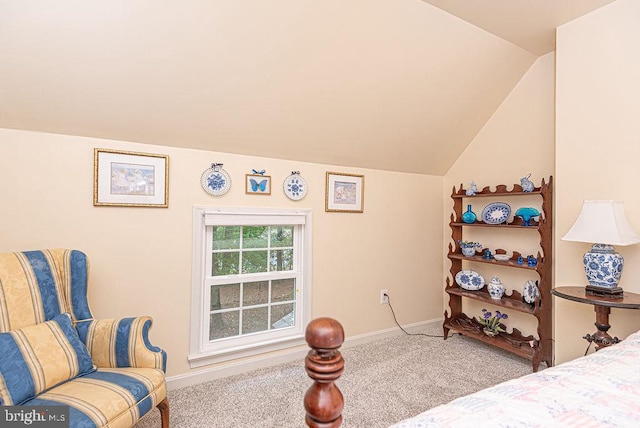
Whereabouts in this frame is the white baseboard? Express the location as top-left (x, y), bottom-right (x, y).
top-left (166, 318), bottom-right (443, 390)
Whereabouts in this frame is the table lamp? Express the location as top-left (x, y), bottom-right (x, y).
top-left (562, 200), bottom-right (640, 297)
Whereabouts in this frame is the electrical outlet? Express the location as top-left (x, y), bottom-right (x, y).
top-left (380, 289), bottom-right (389, 304)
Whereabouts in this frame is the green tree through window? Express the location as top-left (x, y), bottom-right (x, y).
top-left (209, 225), bottom-right (296, 341)
top-left (190, 207), bottom-right (310, 366)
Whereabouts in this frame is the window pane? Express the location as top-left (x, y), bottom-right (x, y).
top-left (242, 307), bottom-right (268, 334)
top-left (242, 250), bottom-right (268, 273)
top-left (213, 226), bottom-right (240, 250)
top-left (211, 283), bottom-right (240, 310)
top-left (196, 211), bottom-right (308, 358)
top-left (272, 279), bottom-right (295, 302)
top-left (270, 226), bottom-right (293, 247)
top-left (271, 304), bottom-right (295, 329)
top-left (243, 281), bottom-right (269, 306)
top-left (243, 226), bottom-right (268, 248)
top-left (270, 249), bottom-right (293, 271)
top-left (210, 311), bottom-right (239, 340)
top-left (212, 252), bottom-right (239, 276)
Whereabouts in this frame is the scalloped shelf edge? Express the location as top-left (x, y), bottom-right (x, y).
top-left (452, 177), bottom-right (550, 197)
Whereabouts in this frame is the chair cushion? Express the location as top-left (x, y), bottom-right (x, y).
top-left (24, 367), bottom-right (167, 428)
top-left (0, 313), bottom-right (96, 405)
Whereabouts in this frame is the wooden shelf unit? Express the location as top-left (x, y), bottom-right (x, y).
top-left (443, 177), bottom-right (553, 372)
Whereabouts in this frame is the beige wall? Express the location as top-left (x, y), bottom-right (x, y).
top-left (0, 128), bottom-right (443, 378)
top-left (555, 0), bottom-right (640, 363)
top-left (443, 53), bottom-right (556, 344)
top-left (2, 0), bottom-right (639, 382)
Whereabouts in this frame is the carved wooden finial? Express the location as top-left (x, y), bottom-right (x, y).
top-left (304, 317), bottom-right (345, 428)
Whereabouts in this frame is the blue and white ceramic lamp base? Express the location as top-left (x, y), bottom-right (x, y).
top-left (583, 243), bottom-right (624, 297)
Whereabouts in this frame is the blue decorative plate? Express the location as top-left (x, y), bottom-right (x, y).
top-left (482, 202), bottom-right (511, 224)
top-left (455, 270), bottom-right (485, 291)
top-left (283, 172), bottom-right (307, 201)
top-left (201, 165), bottom-right (231, 196)
top-left (523, 280), bottom-right (540, 304)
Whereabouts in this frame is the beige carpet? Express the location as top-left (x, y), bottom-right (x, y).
top-left (135, 322), bottom-right (534, 428)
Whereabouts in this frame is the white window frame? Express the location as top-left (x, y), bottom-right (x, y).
top-left (189, 206), bottom-right (312, 367)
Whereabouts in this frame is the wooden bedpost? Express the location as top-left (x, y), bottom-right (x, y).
top-left (304, 317), bottom-right (345, 428)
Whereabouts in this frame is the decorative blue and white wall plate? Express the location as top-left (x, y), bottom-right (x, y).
top-left (523, 280), bottom-right (540, 304)
top-left (482, 202), bottom-right (511, 224)
top-left (283, 171), bottom-right (307, 201)
top-left (455, 270), bottom-right (485, 291)
top-left (201, 163), bottom-right (231, 196)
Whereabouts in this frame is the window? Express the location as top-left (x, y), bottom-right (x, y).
top-left (190, 207), bottom-right (312, 367)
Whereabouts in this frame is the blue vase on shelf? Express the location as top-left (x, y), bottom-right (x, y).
top-left (462, 204), bottom-right (477, 224)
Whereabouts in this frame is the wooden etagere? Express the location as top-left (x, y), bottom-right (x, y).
top-left (443, 177), bottom-right (553, 372)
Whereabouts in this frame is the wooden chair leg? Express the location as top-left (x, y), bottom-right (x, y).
top-left (157, 397), bottom-right (170, 428)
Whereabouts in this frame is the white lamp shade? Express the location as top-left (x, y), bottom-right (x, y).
top-left (562, 200), bottom-right (640, 246)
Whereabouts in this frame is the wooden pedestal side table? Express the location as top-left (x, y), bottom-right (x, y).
top-left (552, 286), bottom-right (640, 350)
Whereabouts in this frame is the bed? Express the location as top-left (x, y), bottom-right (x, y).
top-left (303, 318), bottom-right (640, 427)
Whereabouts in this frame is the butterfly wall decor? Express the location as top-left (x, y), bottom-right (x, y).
top-left (245, 172), bottom-right (271, 195)
top-left (250, 178), bottom-right (267, 192)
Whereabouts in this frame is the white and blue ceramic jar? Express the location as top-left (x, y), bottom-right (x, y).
top-left (488, 276), bottom-right (505, 299)
top-left (583, 244), bottom-right (624, 288)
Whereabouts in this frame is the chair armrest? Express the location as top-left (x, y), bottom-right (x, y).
top-left (76, 316), bottom-right (167, 372)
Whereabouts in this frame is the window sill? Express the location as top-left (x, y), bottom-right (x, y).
top-left (188, 334), bottom-right (306, 368)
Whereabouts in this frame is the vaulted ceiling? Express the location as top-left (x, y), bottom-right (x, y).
top-left (0, 1), bottom-right (614, 174)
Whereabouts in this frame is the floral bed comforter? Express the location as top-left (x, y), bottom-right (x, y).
top-left (391, 330), bottom-right (640, 427)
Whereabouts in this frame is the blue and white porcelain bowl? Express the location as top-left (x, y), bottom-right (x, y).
top-left (461, 247), bottom-right (477, 257)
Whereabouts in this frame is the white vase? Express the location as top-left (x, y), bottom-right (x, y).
top-left (487, 276), bottom-right (505, 299)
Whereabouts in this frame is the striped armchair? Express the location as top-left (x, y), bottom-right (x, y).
top-left (0, 249), bottom-right (169, 427)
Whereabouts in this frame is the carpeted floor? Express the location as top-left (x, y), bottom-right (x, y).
top-left (136, 322), bottom-right (534, 427)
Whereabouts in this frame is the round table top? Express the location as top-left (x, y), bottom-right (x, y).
top-left (552, 286), bottom-right (640, 309)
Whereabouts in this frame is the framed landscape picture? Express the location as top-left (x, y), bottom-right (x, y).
top-left (325, 172), bottom-right (364, 213)
top-left (94, 148), bottom-right (169, 207)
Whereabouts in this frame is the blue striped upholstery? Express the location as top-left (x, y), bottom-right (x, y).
top-left (0, 313), bottom-right (96, 405)
top-left (25, 368), bottom-right (166, 428)
top-left (0, 249), bottom-right (93, 332)
top-left (76, 318), bottom-right (167, 372)
top-left (0, 249), bottom-right (168, 427)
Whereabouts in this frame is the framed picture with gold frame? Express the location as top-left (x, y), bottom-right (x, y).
top-left (325, 172), bottom-right (364, 213)
top-left (245, 174), bottom-right (272, 195)
top-left (94, 148), bottom-right (169, 207)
